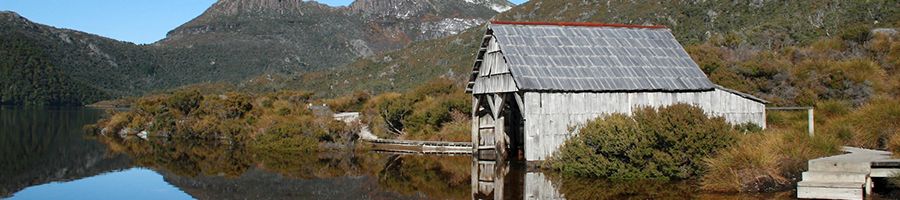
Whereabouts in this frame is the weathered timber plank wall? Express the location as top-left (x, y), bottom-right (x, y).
top-left (522, 89), bottom-right (766, 161)
top-left (474, 37), bottom-right (518, 94)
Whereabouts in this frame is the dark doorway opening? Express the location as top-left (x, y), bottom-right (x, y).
top-left (501, 98), bottom-right (525, 161)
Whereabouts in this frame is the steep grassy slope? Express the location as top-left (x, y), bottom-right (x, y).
top-left (153, 0), bottom-right (509, 86)
top-left (292, 0), bottom-right (899, 101)
top-left (501, 0), bottom-right (898, 46)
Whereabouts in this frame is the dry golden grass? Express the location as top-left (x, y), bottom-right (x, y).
top-left (701, 129), bottom-right (840, 192)
top-left (820, 97), bottom-right (900, 149)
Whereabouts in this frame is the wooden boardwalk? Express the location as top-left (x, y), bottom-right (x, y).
top-left (333, 112), bottom-right (473, 155)
top-left (364, 138), bottom-right (472, 155)
top-left (798, 147), bottom-right (900, 200)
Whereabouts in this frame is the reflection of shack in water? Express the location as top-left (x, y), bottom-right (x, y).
top-left (472, 159), bottom-right (564, 200)
top-left (469, 157), bottom-right (798, 200)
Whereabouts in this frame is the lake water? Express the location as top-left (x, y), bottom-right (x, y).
top-left (3, 107), bottom-right (894, 199)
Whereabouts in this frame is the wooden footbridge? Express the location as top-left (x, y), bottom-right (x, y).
top-left (798, 146), bottom-right (900, 200)
top-left (364, 138), bottom-right (472, 155)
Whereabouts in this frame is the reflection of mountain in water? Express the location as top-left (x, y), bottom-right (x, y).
top-left (0, 107), bottom-right (133, 197)
top-left (161, 168), bottom-right (415, 200)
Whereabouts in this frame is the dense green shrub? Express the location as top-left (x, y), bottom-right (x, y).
top-left (249, 121), bottom-right (322, 153)
top-left (165, 89), bottom-right (202, 115)
top-left (361, 78), bottom-right (471, 141)
top-left (546, 104), bottom-right (738, 180)
top-left (94, 88), bottom-right (356, 152)
top-left (733, 122), bottom-right (763, 133)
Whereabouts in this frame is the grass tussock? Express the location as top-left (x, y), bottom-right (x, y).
top-left (819, 97), bottom-right (900, 150)
top-left (701, 130), bottom-right (840, 192)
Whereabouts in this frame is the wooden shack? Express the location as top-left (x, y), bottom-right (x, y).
top-left (466, 21), bottom-right (768, 161)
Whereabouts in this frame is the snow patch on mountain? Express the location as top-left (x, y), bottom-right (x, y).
top-left (463, 0), bottom-right (514, 12)
top-left (419, 18), bottom-right (486, 40)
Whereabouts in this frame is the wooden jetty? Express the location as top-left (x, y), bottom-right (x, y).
top-left (797, 146), bottom-right (900, 200)
top-left (365, 139), bottom-right (472, 155)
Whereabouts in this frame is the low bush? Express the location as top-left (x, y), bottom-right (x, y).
top-left (322, 91), bottom-right (370, 112)
top-left (546, 104), bottom-right (738, 180)
top-left (361, 78), bottom-right (471, 142)
top-left (249, 121), bottom-right (322, 153)
top-left (93, 88), bottom-right (356, 152)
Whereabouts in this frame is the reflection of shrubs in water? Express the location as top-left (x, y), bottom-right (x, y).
top-left (98, 136), bottom-right (252, 178)
top-left (546, 173), bottom-right (696, 199)
top-left (546, 104), bottom-right (738, 180)
top-left (98, 136), bottom-right (476, 199)
top-left (378, 155), bottom-right (471, 199)
top-left (97, 136), bottom-right (385, 180)
top-left (546, 172), bottom-right (794, 200)
top-left (253, 150), bottom-right (387, 179)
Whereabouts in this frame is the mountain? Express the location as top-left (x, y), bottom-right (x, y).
top-left (289, 0), bottom-right (899, 98)
top-left (0, 0), bottom-right (512, 105)
top-left (151, 0), bottom-right (510, 86)
top-left (0, 11), bottom-right (162, 105)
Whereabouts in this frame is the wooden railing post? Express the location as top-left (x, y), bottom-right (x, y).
top-left (808, 108), bottom-right (814, 137)
top-left (766, 106), bottom-right (815, 137)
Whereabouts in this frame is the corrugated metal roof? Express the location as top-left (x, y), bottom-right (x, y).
top-left (714, 85), bottom-right (770, 104)
top-left (487, 22), bottom-right (715, 92)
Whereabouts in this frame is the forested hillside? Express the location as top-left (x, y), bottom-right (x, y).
top-left (0, 32), bottom-right (107, 105)
top-left (0, 11), bottom-right (161, 105)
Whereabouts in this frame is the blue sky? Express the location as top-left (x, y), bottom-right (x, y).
top-left (0, 0), bottom-right (527, 44)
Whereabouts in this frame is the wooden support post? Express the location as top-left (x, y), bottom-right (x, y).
top-left (808, 108), bottom-right (815, 137)
top-left (472, 96), bottom-right (480, 154)
top-left (485, 95), bottom-right (495, 117)
top-left (493, 93), bottom-right (506, 160)
top-left (513, 92), bottom-right (525, 114)
top-left (767, 106), bottom-right (815, 137)
top-left (492, 93), bottom-right (503, 119)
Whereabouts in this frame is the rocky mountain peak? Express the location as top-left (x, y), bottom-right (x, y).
top-left (0, 10), bottom-right (19, 17)
top-left (1, 11), bottom-right (26, 22)
top-left (348, 0), bottom-right (429, 19)
top-left (348, 0), bottom-right (514, 18)
top-left (0, 11), bottom-right (42, 30)
top-left (201, 0), bottom-right (336, 18)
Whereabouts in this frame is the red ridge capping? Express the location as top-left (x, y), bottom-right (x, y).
top-left (490, 21), bottom-right (667, 29)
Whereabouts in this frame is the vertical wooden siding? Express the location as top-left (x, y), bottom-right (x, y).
top-left (522, 89), bottom-right (766, 161)
top-left (474, 37), bottom-right (518, 94)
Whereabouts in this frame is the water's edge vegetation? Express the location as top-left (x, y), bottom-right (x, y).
top-left (88, 31), bottom-right (900, 194)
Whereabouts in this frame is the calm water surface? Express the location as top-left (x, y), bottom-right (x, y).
top-left (0, 107), bottom-right (839, 200)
